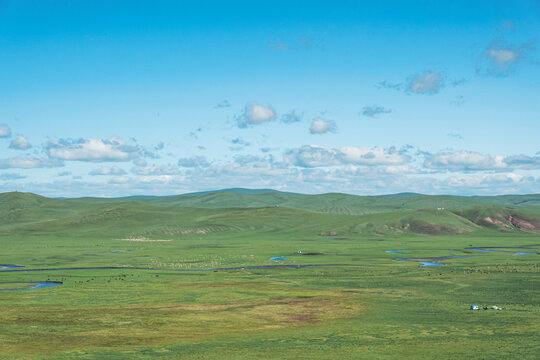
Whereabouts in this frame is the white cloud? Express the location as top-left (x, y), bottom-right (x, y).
top-left (89, 166), bottom-right (127, 176)
top-left (424, 151), bottom-right (503, 171)
top-left (424, 151), bottom-right (540, 172)
top-left (488, 48), bottom-right (518, 65)
top-left (229, 138), bottom-right (250, 151)
top-left (280, 110), bottom-right (302, 124)
top-left (339, 146), bottom-right (410, 166)
top-left (2, 154), bottom-right (539, 197)
top-left (479, 39), bottom-right (535, 76)
top-left (362, 105), bottom-right (392, 118)
top-left (284, 145), bottom-right (410, 168)
top-left (132, 164), bottom-right (181, 175)
top-left (0, 156), bottom-right (63, 169)
top-left (237, 102), bottom-right (277, 128)
top-left (407, 71), bottom-right (444, 95)
top-left (503, 155), bottom-right (540, 169)
top-left (9, 135), bottom-right (31, 150)
top-left (0, 125), bottom-right (10, 138)
top-left (309, 118), bottom-right (336, 134)
top-left (445, 173), bottom-right (529, 190)
top-left (47, 137), bottom-right (139, 162)
top-left (177, 156), bottom-right (210, 168)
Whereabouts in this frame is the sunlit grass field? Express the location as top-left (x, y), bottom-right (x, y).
top-left (0, 192), bottom-right (539, 359)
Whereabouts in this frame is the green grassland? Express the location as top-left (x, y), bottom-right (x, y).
top-left (0, 190), bottom-right (539, 359)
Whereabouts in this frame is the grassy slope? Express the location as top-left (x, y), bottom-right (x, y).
top-left (3, 192), bottom-right (540, 237)
top-left (66, 190), bottom-right (540, 215)
top-left (0, 191), bottom-right (539, 359)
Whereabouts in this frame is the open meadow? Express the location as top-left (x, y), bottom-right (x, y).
top-left (1, 190), bottom-right (539, 359)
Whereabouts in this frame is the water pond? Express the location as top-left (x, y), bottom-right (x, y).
top-left (0, 281), bottom-right (62, 291)
top-left (468, 248), bottom-right (537, 255)
top-left (393, 256), bottom-right (471, 267)
top-left (0, 265), bottom-right (25, 269)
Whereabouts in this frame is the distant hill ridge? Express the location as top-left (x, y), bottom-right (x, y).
top-left (1, 189), bottom-right (540, 216)
top-left (1, 189), bottom-right (540, 236)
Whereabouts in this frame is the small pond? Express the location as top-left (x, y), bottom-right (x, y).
top-left (0, 281), bottom-right (62, 291)
top-left (393, 256), bottom-right (471, 267)
top-left (0, 265), bottom-right (25, 269)
top-left (468, 248), bottom-right (537, 255)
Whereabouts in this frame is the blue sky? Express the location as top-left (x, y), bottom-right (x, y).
top-left (1, 0), bottom-right (539, 197)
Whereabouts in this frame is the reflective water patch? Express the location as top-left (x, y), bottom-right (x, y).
top-left (0, 265), bottom-right (25, 269)
top-left (0, 281), bottom-right (62, 291)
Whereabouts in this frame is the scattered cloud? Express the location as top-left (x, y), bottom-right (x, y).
top-left (47, 137), bottom-right (139, 162)
top-left (280, 110), bottom-right (302, 124)
top-left (231, 138), bottom-right (250, 146)
top-left (133, 159), bottom-right (147, 167)
top-left (424, 151), bottom-right (501, 171)
top-left (377, 71), bottom-right (444, 95)
top-left (362, 105), bottom-right (392, 118)
top-left (237, 102), bottom-right (277, 128)
top-left (445, 172), bottom-right (529, 190)
top-left (447, 132), bottom-right (463, 139)
top-left (108, 176), bottom-right (131, 184)
top-left (0, 124), bottom-right (10, 138)
top-left (132, 164), bottom-right (182, 175)
top-left (0, 173), bottom-right (26, 180)
top-left (424, 150), bottom-right (540, 172)
top-left (3, 152), bottom-right (539, 197)
top-left (57, 171), bottom-right (72, 177)
top-left (154, 142), bottom-right (165, 151)
top-left (177, 156), bottom-right (210, 168)
top-left (309, 118), bottom-right (336, 134)
top-left (376, 80), bottom-right (404, 91)
top-left (407, 71), bottom-right (444, 95)
top-left (89, 166), bottom-right (127, 176)
top-left (284, 145), bottom-right (410, 168)
top-left (233, 155), bottom-right (269, 167)
top-left (9, 135), bottom-right (31, 150)
top-left (478, 39), bottom-right (536, 76)
top-left (229, 137), bottom-right (250, 151)
top-left (214, 100), bottom-right (231, 108)
top-left (0, 156), bottom-right (63, 169)
top-left (503, 154), bottom-right (540, 169)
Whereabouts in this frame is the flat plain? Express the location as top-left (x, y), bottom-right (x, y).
top-left (1, 190), bottom-right (539, 359)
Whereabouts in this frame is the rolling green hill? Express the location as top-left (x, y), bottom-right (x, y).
top-left (2, 190), bottom-right (539, 238)
top-left (1, 189), bottom-right (540, 360)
